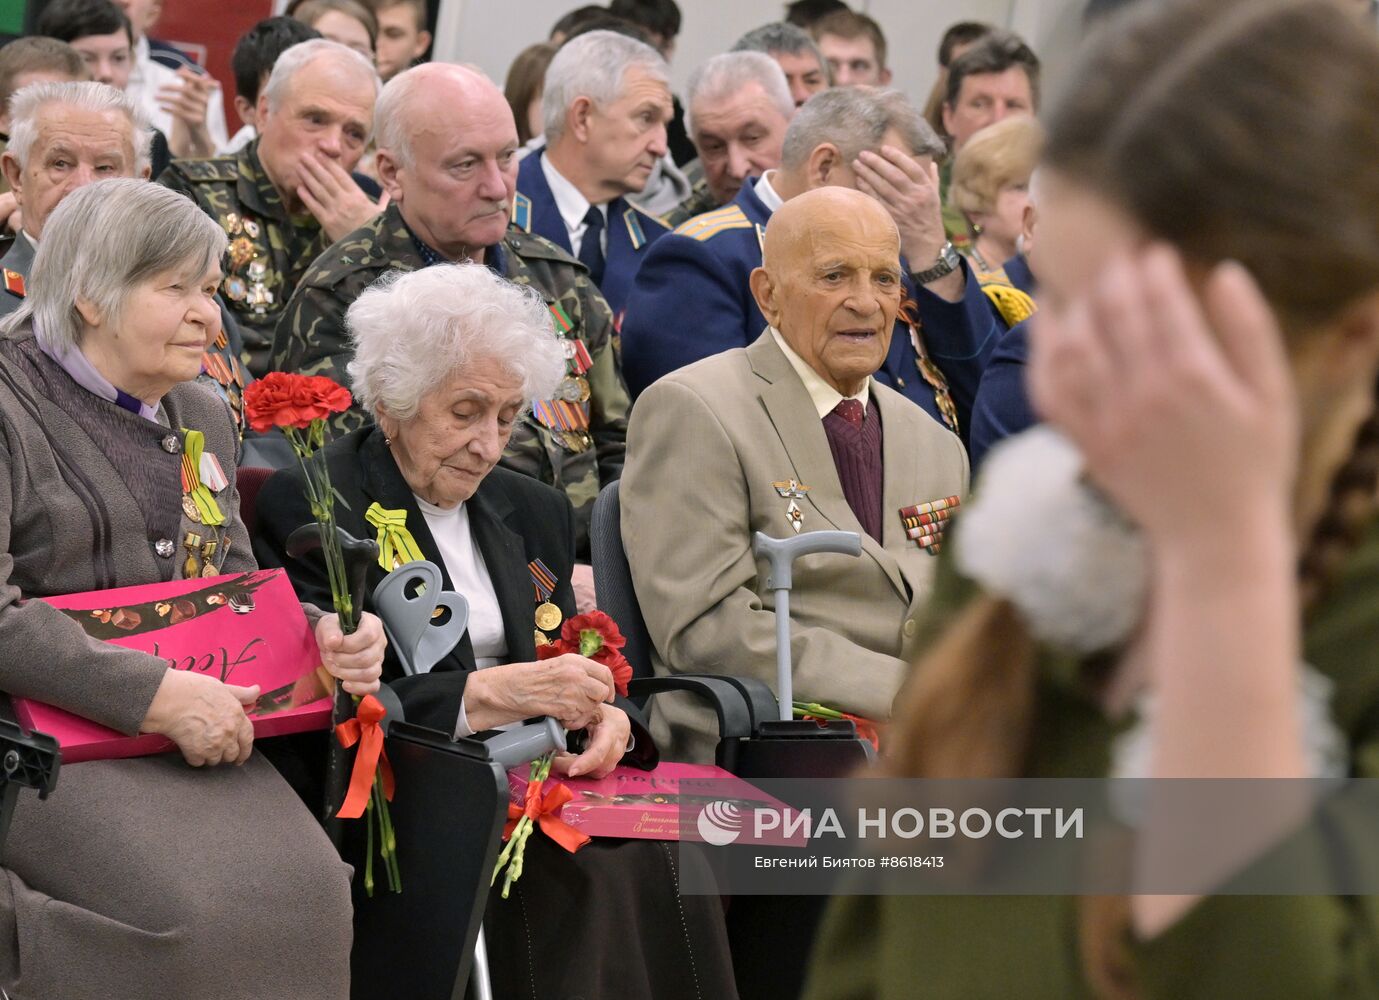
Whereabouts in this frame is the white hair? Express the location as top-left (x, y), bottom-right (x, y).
top-left (263, 38), bottom-right (381, 127)
top-left (684, 52), bottom-right (794, 139)
top-left (782, 87), bottom-right (945, 169)
top-left (6, 81), bottom-right (151, 174)
top-left (541, 30), bottom-right (668, 142)
top-left (346, 264), bottom-right (567, 422)
top-left (6, 178), bottom-right (227, 349)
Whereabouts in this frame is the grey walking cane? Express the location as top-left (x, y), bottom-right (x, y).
top-left (752, 530), bottom-right (863, 720)
top-left (373, 561), bottom-right (567, 1000)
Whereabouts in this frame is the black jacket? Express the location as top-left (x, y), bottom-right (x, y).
top-left (254, 424), bottom-right (580, 733)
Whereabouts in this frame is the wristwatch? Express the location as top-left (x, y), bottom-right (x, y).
top-left (912, 241), bottom-right (960, 284)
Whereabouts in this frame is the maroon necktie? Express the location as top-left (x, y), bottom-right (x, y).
top-left (833, 398), bottom-right (865, 429)
top-left (821, 398), bottom-right (883, 541)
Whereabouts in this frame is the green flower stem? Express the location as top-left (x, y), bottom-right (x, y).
top-left (364, 793), bottom-right (375, 897)
top-left (492, 751), bottom-right (556, 898)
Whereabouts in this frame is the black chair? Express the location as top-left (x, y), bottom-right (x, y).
top-left (590, 479), bottom-right (875, 1000)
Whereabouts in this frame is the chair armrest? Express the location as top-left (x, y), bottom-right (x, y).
top-left (0, 694), bottom-right (61, 863)
top-left (705, 676), bottom-right (780, 730)
top-left (626, 675), bottom-right (754, 741)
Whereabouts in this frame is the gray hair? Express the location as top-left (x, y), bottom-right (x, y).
top-left (782, 87), bottom-right (945, 169)
top-left (346, 264), bottom-right (566, 422)
top-left (263, 38), bottom-right (381, 121)
top-left (542, 30), bottom-right (669, 141)
top-left (684, 52), bottom-right (794, 139)
top-left (12, 178), bottom-right (227, 350)
top-left (7, 81), bottom-right (152, 174)
top-left (732, 21), bottom-right (828, 79)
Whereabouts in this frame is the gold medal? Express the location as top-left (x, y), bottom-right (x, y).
top-left (573, 376), bottom-right (591, 403)
top-left (201, 563), bottom-right (219, 578)
top-left (228, 236), bottom-right (257, 269)
top-left (182, 493), bottom-right (202, 523)
top-left (535, 628), bottom-right (550, 647)
top-left (534, 602), bottom-right (562, 631)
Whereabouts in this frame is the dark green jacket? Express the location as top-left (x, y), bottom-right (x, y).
top-left (805, 521), bottom-right (1379, 999)
top-left (160, 138), bottom-right (332, 378)
top-left (269, 202), bottom-right (629, 558)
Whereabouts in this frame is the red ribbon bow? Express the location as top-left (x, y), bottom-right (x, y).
top-left (503, 780), bottom-right (591, 854)
top-left (334, 694), bottom-right (395, 820)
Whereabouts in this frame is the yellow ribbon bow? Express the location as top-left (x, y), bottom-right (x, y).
top-left (181, 430), bottom-right (225, 526)
top-left (365, 503), bottom-right (425, 571)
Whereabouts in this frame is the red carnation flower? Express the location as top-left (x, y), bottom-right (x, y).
top-left (243, 372), bottom-right (353, 434)
top-left (535, 609), bottom-right (632, 697)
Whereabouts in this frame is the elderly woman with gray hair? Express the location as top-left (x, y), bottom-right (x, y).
top-left (256, 263), bottom-right (737, 1000)
top-left (0, 177), bottom-right (387, 1000)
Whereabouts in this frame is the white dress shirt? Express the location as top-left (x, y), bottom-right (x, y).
top-left (769, 326), bottom-right (871, 420)
top-left (413, 496), bottom-right (511, 737)
top-left (755, 170), bottom-right (785, 213)
top-left (540, 152), bottom-right (607, 258)
top-left (127, 36), bottom-right (229, 151)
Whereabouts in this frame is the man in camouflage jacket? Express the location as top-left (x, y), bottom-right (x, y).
top-left (160, 41), bottom-right (382, 376)
top-left (271, 64), bottom-right (629, 559)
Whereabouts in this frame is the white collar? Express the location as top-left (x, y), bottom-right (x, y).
top-left (21, 230), bottom-right (38, 252)
top-left (755, 171), bottom-right (785, 214)
top-left (540, 151), bottom-right (605, 238)
top-left (769, 326), bottom-right (870, 420)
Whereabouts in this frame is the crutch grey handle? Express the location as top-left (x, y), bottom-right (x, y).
top-left (371, 560), bottom-right (470, 677)
top-left (480, 717), bottom-right (567, 768)
top-left (752, 530), bottom-right (863, 719)
top-left (752, 531), bottom-right (863, 589)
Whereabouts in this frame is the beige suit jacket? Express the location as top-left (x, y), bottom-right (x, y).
top-left (621, 332), bottom-right (969, 761)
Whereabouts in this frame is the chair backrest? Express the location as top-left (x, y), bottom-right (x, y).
top-left (236, 465), bottom-right (276, 535)
top-left (590, 481), bottom-right (655, 682)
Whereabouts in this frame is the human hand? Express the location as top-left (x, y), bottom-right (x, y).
top-left (141, 669), bottom-right (258, 767)
top-left (464, 654), bottom-right (615, 731)
top-left (315, 612), bottom-right (386, 695)
top-left (296, 156), bottom-right (389, 243)
top-left (1028, 247), bottom-right (1298, 545)
top-left (854, 146), bottom-right (946, 269)
top-left (0, 192), bottom-right (20, 235)
top-left (161, 69), bottom-right (216, 158)
top-left (571, 563), bottom-right (597, 614)
top-left (552, 703), bottom-right (631, 778)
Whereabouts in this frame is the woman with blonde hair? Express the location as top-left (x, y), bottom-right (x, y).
top-left (806, 0), bottom-right (1379, 996)
top-left (949, 113), bottom-right (1042, 283)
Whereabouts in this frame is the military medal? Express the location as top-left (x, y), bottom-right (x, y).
top-left (200, 539), bottom-right (219, 577)
top-left (228, 236), bottom-right (257, 270)
top-left (535, 603), bottom-right (562, 631)
top-left (529, 558), bottom-right (563, 637)
top-left (182, 493), bottom-right (202, 523)
top-left (246, 259), bottom-right (275, 314)
top-left (180, 429), bottom-right (225, 527)
top-left (222, 275), bottom-right (248, 302)
top-left (221, 212), bottom-right (242, 235)
top-left (772, 480), bottom-right (810, 533)
top-left (243, 218), bottom-right (260, 239)
top-left (899, 496), bottom-right (961, 555)
top-left (556, 377), bottom-right (583, 402)
top-left (183, 531), bottom-right (203, 578)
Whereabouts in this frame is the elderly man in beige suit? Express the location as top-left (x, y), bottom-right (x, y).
top-left (621, 186), bottom-right (969, 762)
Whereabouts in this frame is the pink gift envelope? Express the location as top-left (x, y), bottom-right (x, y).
top-left (507, 761), bottom-right (807, 847)
top-left (13, 569), bottom-right (332, 763)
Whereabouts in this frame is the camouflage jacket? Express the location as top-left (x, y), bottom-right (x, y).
top-left (160, 138), bottom-right (332, 378)
top-left (271, 202), bottom-right (629, 557)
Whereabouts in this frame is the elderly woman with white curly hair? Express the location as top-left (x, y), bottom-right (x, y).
top-left (256, 262), bottom-right (738, 1000)
top-left (0, 177), bottom-right (387, 1000)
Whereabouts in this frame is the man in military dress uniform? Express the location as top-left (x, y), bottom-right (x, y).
top-left (514, 30), bottom-right (673, 318)
top-left (621, 87), bottom-right (1003, 444)
top-left (160, 39), bottom-right (381, 377)
top-left (273, 63), bottom-right (627, 567)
